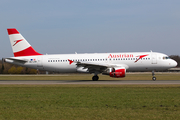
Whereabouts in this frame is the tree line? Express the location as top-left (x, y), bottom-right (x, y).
top-left (0, 61), bottom-right (38, 74)
top-left (0, 55), bottom-right (179, 74)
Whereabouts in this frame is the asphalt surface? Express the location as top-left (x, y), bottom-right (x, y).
top-left (0, 80), bottom-right (180, 84)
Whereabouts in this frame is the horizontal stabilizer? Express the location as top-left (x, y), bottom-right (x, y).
top-left (4, 58), bottom-right (28, 64)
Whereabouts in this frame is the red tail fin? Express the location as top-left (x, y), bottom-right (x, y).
top-left (7, 28), bottom-right (42, 57)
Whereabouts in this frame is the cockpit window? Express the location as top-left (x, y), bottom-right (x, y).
top-left (163, 56), bottom-right (170, 59)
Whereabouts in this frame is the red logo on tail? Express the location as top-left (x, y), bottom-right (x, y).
top-left (13, 39), bottom-right (23, 46)
top-left (135, 54), bottom-right (149, 63)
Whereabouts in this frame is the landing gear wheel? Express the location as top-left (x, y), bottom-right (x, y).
top-left (152, 77), bottom-right (156, 81)
top-left (152, 70), bottom-right (156, 81)
top-left (92, 75), bottom-right (99, 81)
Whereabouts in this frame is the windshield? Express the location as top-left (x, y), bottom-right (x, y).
top-left (163, 56), bottom-right (170, 59)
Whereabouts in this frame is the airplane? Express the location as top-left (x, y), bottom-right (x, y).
top-left (3, 28), bottom-right (177, 81)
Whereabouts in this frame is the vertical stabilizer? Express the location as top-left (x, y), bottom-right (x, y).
top-left (7, 28), bottom-right (42, 57)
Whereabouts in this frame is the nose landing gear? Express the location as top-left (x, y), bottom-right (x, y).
top-left (152, 70), bottom-right (156, 81)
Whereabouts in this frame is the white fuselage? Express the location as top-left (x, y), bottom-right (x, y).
top-left (6, 52), bottom-right (177, 73)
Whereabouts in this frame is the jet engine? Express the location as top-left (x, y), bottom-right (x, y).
top-left (103, 67), bottom-right (126, 78)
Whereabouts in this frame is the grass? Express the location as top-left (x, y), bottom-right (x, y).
top-left (0, 72), bottom-right (180, 80)
top-left (0, 85), bottom-right (180, 120)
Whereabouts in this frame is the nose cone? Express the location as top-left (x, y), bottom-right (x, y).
top-left (171, 60), bottom-right (177, 67)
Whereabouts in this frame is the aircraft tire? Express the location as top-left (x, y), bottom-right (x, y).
top-left (152, 77), bottom-right (156, 81)
top-left (92, 75), bottom-right (99, 81)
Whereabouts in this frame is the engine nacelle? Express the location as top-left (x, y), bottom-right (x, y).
top-left (109, 67), bottom-right (126, 78)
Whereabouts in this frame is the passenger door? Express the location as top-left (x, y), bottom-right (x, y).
top-left (151, 53), bottom-right (157, 64)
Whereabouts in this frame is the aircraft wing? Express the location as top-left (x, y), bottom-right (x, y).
top-left (76, 62), bottom-right (108, 73)
top-left (74, 61), bottom-right (129, 73)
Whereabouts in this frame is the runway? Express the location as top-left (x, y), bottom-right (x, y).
top-left (0, 80), bottom-right (180, 84)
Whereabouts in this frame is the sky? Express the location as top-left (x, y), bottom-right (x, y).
top-left (0, 0), bottom-right (180, 58)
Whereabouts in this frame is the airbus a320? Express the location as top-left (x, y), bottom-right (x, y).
top-left (3, 28), bottom-right (177, 81)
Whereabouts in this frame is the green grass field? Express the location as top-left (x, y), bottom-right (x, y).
top-left (0, 84), bottom-right (180, 120)
top-left (0, 73), bottom-right (180, 119)
top-left (0, 72), bottom-right (180, 80)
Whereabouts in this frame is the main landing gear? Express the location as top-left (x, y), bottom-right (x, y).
top-left (152, 70), bottom-right (156, 81)
top-left (92, 75), bottom-right (99, 81)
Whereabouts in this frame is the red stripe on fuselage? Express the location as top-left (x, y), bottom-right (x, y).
top-left (7, 28), bottom-right (20, 35)
top-left (14, 46), bottom-right (42, 57)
